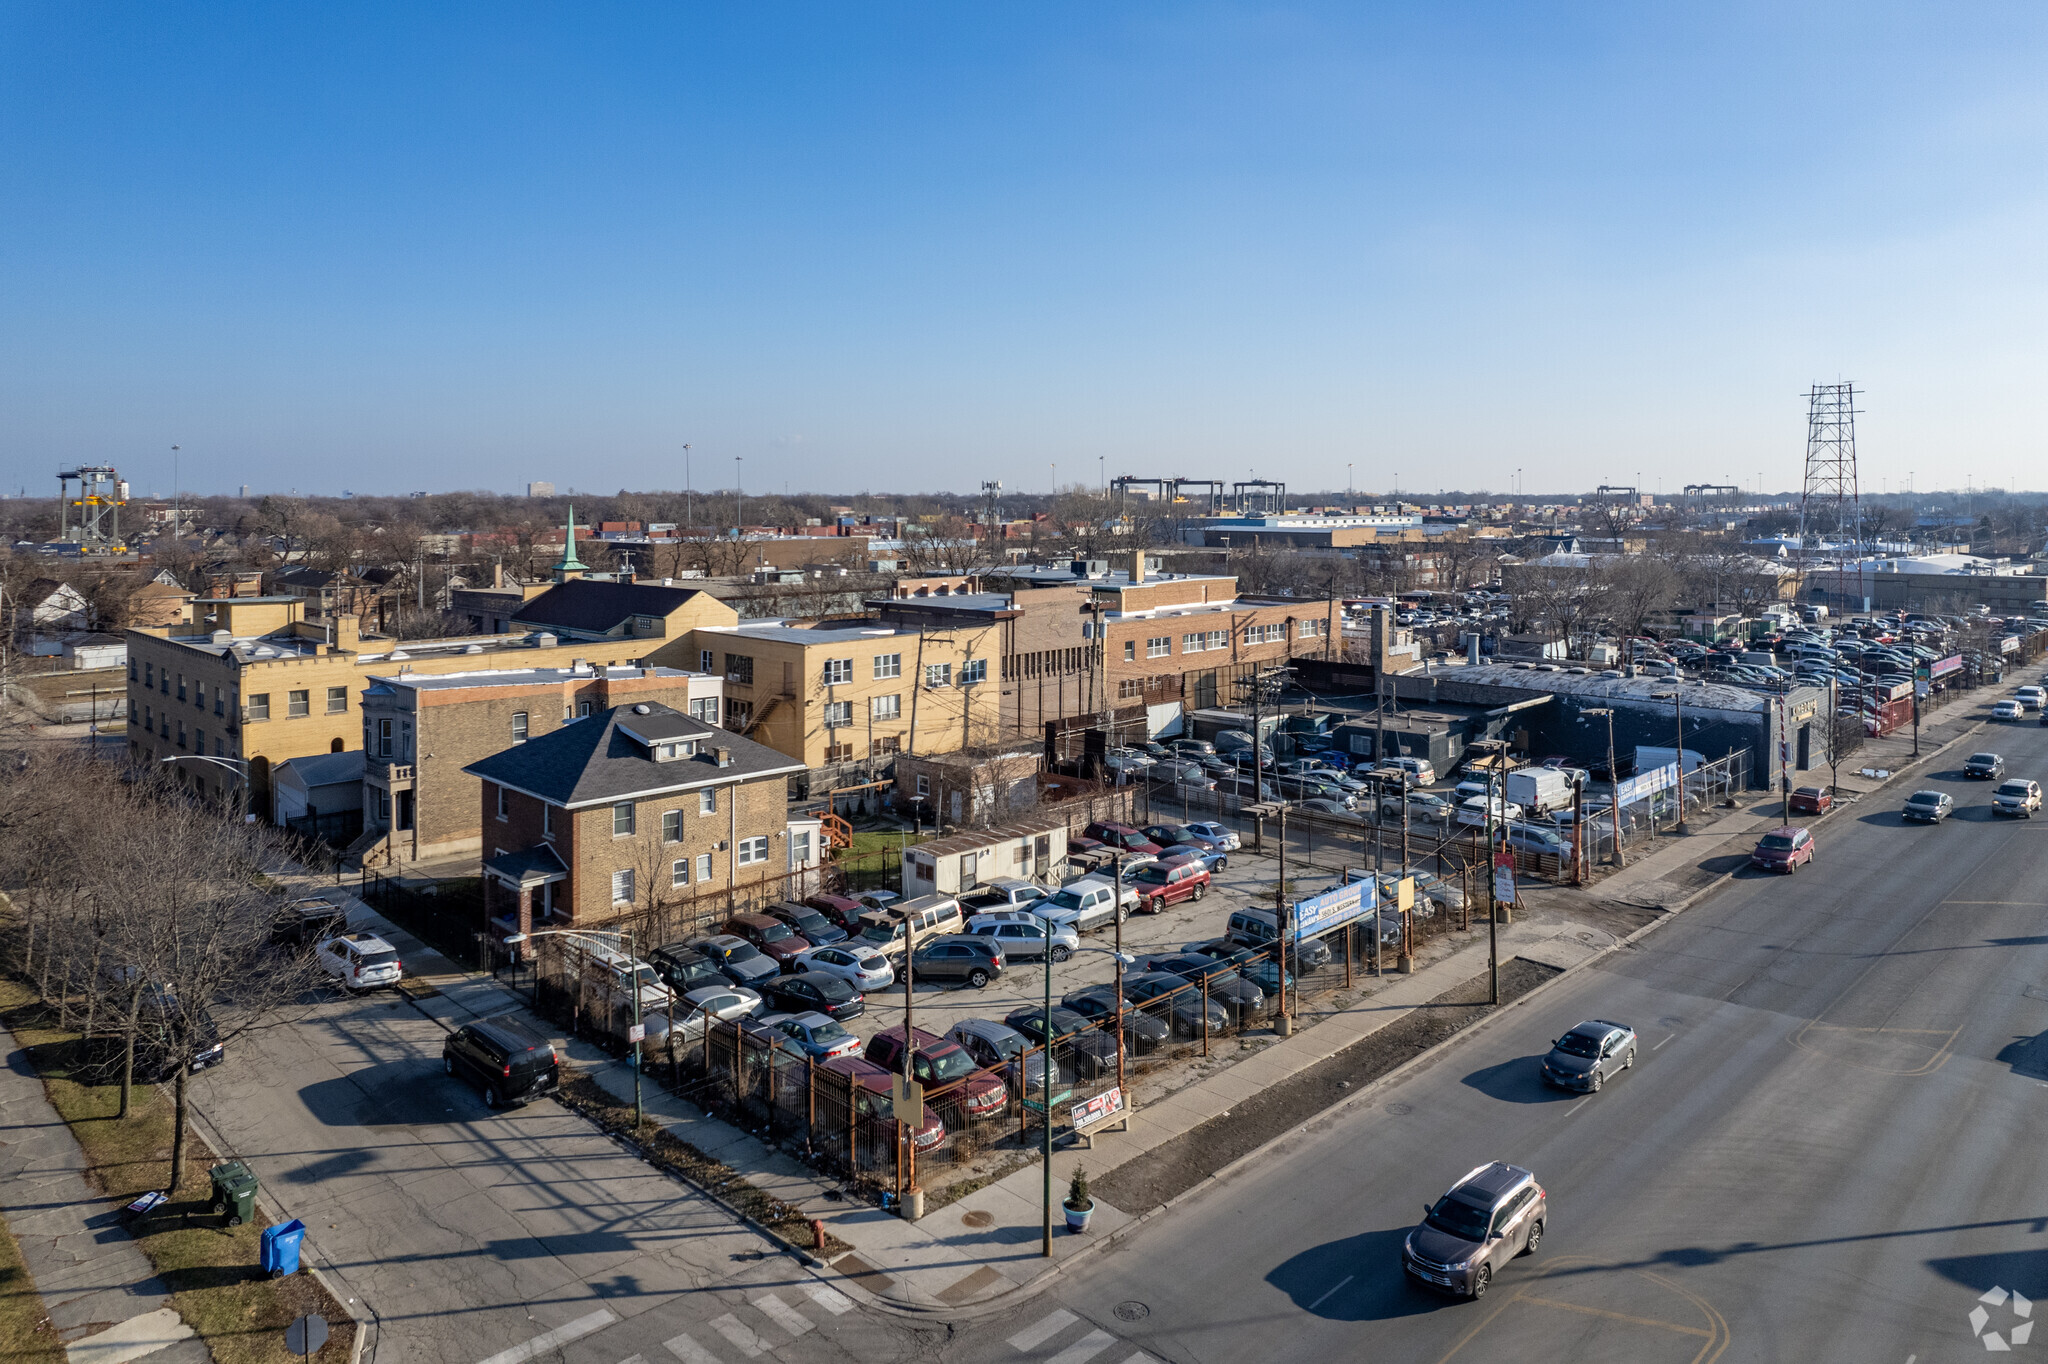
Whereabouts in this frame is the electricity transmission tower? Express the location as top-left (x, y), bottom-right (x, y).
top-left (1795, 383), bottom-right (1863, 610)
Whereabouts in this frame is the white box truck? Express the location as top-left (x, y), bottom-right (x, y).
top-left (1505, 766), bottom-right (1573, 814)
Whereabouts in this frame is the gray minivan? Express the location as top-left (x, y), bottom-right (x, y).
top-left (1224, 906), bottom-right (1332, 969)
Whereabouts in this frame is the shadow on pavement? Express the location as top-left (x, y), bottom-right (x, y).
top-left (299, 1061), bottom-right (452, 1128)
top-left (1459, 1056), bottom-right (1577, 1105)
top-left (1265, 1228), bottom-right (1437, 1321)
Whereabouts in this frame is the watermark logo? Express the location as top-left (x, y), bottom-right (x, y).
top-left (1970, 1286), bottom-right (2034, 1351)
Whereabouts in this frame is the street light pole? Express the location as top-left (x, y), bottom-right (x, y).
top-left (1041, 916), bottom-right (1053, 1257)
top-left (1671, 689), bottom-right (1689, 835)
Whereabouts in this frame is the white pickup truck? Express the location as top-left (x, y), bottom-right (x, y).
top-left (1034, 876), bottom-right (1137, 933)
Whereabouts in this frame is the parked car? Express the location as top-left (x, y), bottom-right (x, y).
top-left (1994, 779), bottom-right (2043, 817)
top-left (1143, 822), bottom-right (1227, 852)
top-left (1750, 826), bottom-right (1815, 872)
top-left (765, 900), bottom-right (847, 947)
top-left (966, 913), bottom-right (1078, 963)
top-left (1137, 953), bottom-right (1266, 1024)
top-left (316, 932), bottom-right (403, 992)
top-left (2019, 686), bottom-right (2047, 711)
top-left (722, 912), bottom-right (811, 969)
top-left (1128, 860), bottom-right (1212, 913)
top-left (1455, 796), bottom-right (1526, 828)
top-left (960, 877), bottom-right (1050, 913)
top-left (1121, 971), bottom-right (1231, 1037)
top-left (1082, 821), bottom-right (1164, 856)
top-left (1786, 785), bottom-right (1833, 815)
top-left (1379, 790), bottom-right (1454, 823)
top-left (1224, 906), bottom-right (1334, 968)
top-left (442, 1014), bottom-right (559, 1108)
top-left (1539, 1019), bottom-right (1637, 1092)
top-left (862, 1025), bottom-right (1009, 1121)
top-left (1297, 797), bottom-right (1366, 822)
top-left (1377, 757), bottom-right (1437, 786)
top-left (678, 985), bottom-right (764, 1023)
top-left (794, 943), bottom-right (894, 991)
top-left (1403, 1162), bottom-right (1547, 1299)
top-left (1060, 985), bottom-right (1172, 1053)
top-left (1037, 876), bottom-right (1133, 933)
top-left (1157, 844), bottom-right (1228, 874)
top-left (908, 934), bottom-right (1006, 988)
top-left (1186, 938), bottom-right (1295, 997)
top-left (1964, 752), bottom-right (2007, 780)
top-left (1002, 1005), bottom-right (1122, 1078)
top-left (272, 897), bottom-right (347, 949)
top-left (689, 934), bottom-right (782, 987)
top-left (825, 1056), bottom-right (944, 1150)
top-left (764, 1011), bottom-right (863, 1061)
top-left (1902, 790), bottom-right (1954, 823)
top-left (803, 894), bottom-right (869, 933)
top-left (758, 972), bottom-right (864, 1021)
top-left (946, 1018), bottom-right (1066, 1101)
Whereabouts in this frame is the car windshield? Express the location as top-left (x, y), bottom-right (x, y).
top-left (1907, 793), bottom-right (1942, 806)
top-left (1133, 869), bottom-right (1168, 884)
top-left (360, 949), bottom-right (399, 968)
top-left (858, 925), bottom-right (898, 945)
top-left (810, 1021), bottom-right (851, 1044)
top-left (726, 943), bottom-right (765, 961)
top-left (987, 1032), bottom-right (1025, 1059)
top-left (920, 1046), bottom-right (978, 1082)
top-left (1046, 890), bottom-right (1086, 910)
top-left (790, 912), bottom-right (829, 933)
top-left (1553, 1031), bottom-right (1605, 1057)
top-left (1757, 835), bottom-right (1796, 851)
top-left (1425, 1194), bottom-right (1494, 1241)
top-left (1999, 782), bottom-right (2032, 796)
top-left (1970, 755), bottom-right (1999, 765)
top-left (756, 922), bottom-right (793, 943)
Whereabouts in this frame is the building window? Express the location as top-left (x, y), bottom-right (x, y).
top-left (160, 671), bottom-right (169, 694)
top-left (662, 810), bottom-right (682, 842)
top-left (543, 805), bottom-right (553, 838)
top-left (690, 696), bottom-right (719, 726)
top-left (143, 662), bottom-right (153, 688)
top-left (577, 699), bottom-right (592, 718)
top-left (1118, 678), bottom-right (1143, 699)
top-left (144, 705), bottom-right (153, 730)
top-left (1245, 623), bottom-right (1284, 645)
top-left (611, 869), bottom-right (635, 904)
top-left (511, 711), bottom-right (529, 742)
top-left (823, 658), bottom-right (854, 686)
top-left (377, 788), bottom-right (390, 822)
top-left (736, 836), bottom-right (769, 867)
top-left (247, 693), bottom-right (270, 721)
top-left (496, 785), bottom-right (508, 819)
top-left (130, 659), bottom-right (138, 681)
top-left (791, 830), bottom-right (812, 865)
top-left (1182, 633), bottom-right (1201, 652)
top-left (1300, 619), bottom-right (1323, 638)
top-left (700, 649), bottom-right (715, 673)
top-left (176, 722), bottom-right (186, 748)
top-left (915, 774), bottom-right (930, 797)
top-left (924, 663), bottom-right (952, 688)
top-left (327, 686), bottom-right (348, 713)
top-left (288, 689), bottom-right (310, 718)
top-left (871, 694), bottom-right (900, 720)
top-left (699, 788), bottom-right (717, 815)
top-left (873, 653), bottom-right (902, 680)
top-left (672, 858), bottom-right (689, 888)
top-left (1206, 629), bottom-right (1227, 651)
top-left (724, 654), bottom-right (754, 684)
top-left (825, 741), bottom-right (853, 762)
top-left (214, 692), bottom-right (224, 716)
top-left (194, 682), bottom-right (205, 710)
top-left (823, 700), bottom-right (853, 728)
top-left (177, 674), bottom-right (187, 701)
top-left (611, 801), bottom-right (636, 836)
top-left (725, 698), bottom-right (752, 729)
top-left (695, 852), bottom-right (712, 882)
top-left (870, 735), bottom-right (901, 757)
top-left (1149, 636), bottom-right (1172, 658)
top-left (961, 659), bottom-right (986, 685)
top-left (1124, 640), bottom-right (1136, 661)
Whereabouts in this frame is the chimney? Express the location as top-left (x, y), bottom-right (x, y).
top-left (492, 561), bottom-right (504, 589)
top-left (1131, 549), bottom-right (1147, 584)
top-left (715, 746), bottom-right (732, 768)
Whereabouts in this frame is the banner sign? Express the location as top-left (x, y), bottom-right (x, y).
top-left (1493, 865), bottom-right (1517, 906)
top-left (1072, 1086), bottom-right (1126, 1132)
top-left (1292, 876), bottom-right (1377, 941)
top-left (1613, 762), bottom-right (1679, 806)
top-left (2003, 636), bottom-right (2021, 655)
top-left (1932, 654), bottom-right (1964, 678)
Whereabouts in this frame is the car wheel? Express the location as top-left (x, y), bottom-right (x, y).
top-left (483, 1084), bottom-right (501, 1109)
top-left (1623, 1047), bottom-right (1636, 1069)
top-left (1192, 884), bottom-right (1207, 900)
top-left (1050, 946), bottom-right (1072, 963)
top-left (1522, 1221), bottom-right (1543, 1256)
top-left (443, 1055), bottom-right (455, 1075)
top-left (1470, 1265), bottom-right (1491, 1299)
top-left (1590, 1069), bottom-right (1604, 1092)
top-left (968, 968), bottom-right (990, 989)
top-left (1116, 904), bottom-right (1130, 924)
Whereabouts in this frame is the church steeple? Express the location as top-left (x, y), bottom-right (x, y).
top-left (553, 503), bottom-right (591, 581)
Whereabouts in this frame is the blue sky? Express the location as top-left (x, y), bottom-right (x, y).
top-left (3, 3), bottom-right (2045, 500)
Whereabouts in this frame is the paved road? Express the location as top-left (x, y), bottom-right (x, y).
top-left (192, 988), bottom-right (931, 1364)
top-left (932, 706), bottom-right (2048, 1363)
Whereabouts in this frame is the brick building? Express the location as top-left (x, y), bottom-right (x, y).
top-left (356, 664), bottom-right (721, 866)
top-left (465, 702), bottom-right (810, 935)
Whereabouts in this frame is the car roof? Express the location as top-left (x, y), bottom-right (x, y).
top-left (341, 932), bottom-right (393, 949)
top-left (1908, 790), bottom-right (1946, 800)
top-left (471, 1013), bottom-right (551, 1048)
top-left (951, 1018), bottom-right (1020, 1042)
top-left (1450, 1161), bottom-right (1534, 1203)
top-left (653, 942), bottom-right (708, 962)
top-left (785, 1011), bottom-right (836, 1029)
top-left (1763, 825), bottom-right (1807, 837)
top-left (683, 984), bottom-right (751, 1002)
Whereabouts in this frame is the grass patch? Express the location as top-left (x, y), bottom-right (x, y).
top-left (0, 978), bottom-right (355, 1364)
top-left (0, 1204), bottom-right (64, 1364)
top-left (834, 828), bottom-right (923, 876)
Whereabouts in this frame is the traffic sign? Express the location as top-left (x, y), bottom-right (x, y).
top-left (626, 1024), bottom-right (646, 1044)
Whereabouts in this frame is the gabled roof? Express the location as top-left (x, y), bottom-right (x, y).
top-left (484, 843), bottom-right (569, 886)
top-left (510, 579), bottom-right (708, 636)
top-left (274, 749), bottom-right (367, 788)
top-left (463, 702), bottom-right (803, 808)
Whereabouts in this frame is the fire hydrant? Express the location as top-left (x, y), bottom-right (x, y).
top-left (810, 1219), bottom-right (827, 1252)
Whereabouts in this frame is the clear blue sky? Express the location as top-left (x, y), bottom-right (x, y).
top-left (3, 3), bottom-right (2045, 500)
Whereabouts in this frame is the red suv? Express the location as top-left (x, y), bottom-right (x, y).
top-left (1082, 821), bottom-right (1163, 857)
top-left (1129, 860), bottom-right (1211, 913)
top-left (824, 1057), bottom-right (944, 1151)
top-left (863, 1025), bottom-right (1008, 1122)
top-left (723, 913), bottom-right (810, 968)
top-left (805, 894), bottom-right (867, 933)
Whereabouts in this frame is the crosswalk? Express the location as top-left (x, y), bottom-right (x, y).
top-left (1005, 1308), bottom-right (1155, 1364)
top-left (653, 1284), bottom-right (853, 1364)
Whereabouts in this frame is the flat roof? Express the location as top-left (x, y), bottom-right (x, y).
top-left (697, 619), bottom-right (912, 645)
top-left (368, 665), bottom-right (701, 691)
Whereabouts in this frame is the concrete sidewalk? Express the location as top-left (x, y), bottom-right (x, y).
top-left (0, 1021), bottom-right (209, 1364)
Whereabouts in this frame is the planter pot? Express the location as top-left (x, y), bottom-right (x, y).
top-left (1064, 1199), bottom-right (1094, 1232)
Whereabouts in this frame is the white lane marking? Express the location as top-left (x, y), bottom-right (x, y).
top-left (708, 1314), bottom-right (766, 1358)
top-left (807, 1284), bottom-right (854, 1315)
top-left (1045, 1329), bottom-right (1117, 1364)
top-left (1008, 1310), bottom-right (1078, 1351)
top-left (618, 1357), bottom-right (648, 1364)
top-left (1565, 1099), bottom-right (1591, 1118)
top-left (752, 1292), bottom-right (813, 1338)
top-left (1305, 1274), bottom-right (1354, 1311)
top-left (1653, 1033), bottom-right (1675, 1050)
top-left (662, 1336), bottom-right (723, 1364)
top-left (474, 1309), bottom-right (620, 1364)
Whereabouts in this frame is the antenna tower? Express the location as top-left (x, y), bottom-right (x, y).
top-left (1795, 383), bottom-right (1862, 611)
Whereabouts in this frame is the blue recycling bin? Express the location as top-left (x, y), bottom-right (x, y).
top-left (259, 1219), bottom-right (306, 1278)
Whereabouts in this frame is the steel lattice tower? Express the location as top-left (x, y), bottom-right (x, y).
top-left (1795, 383), bottom-right (1862, 608)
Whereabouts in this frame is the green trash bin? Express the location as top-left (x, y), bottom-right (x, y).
top-left (208, 1159), bottom-right (257, 1227)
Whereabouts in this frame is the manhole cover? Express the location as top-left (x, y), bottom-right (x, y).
top-left (962, 1210), bottom-right (994, 1228)
top-left (1114, 1301), bottom-right (1149, 1322)
top-left (1386, 1102), bottom-right (1413, 1116)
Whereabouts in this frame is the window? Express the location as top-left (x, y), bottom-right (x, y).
top-left (1206, 629), bottom-right (1227, 651)
top-left (1124, 640), bottom-right (1136, 661)
top-left (690, 696), bottom-right (719, 726)
top-left (143, 705), bottom-right (152, 730)
top-left (288, 689), bottom-right (310, 718)
top-left (194, 682), bottom-right (205, 710)
top-left (700, 788), bottom-right (717, 815)
top-left (144, 662), bottom-right (153, 688)
top-left (130, 659), bottom-right (138, 681)
top-left (695, 853), bottom-right (712, 882)
top-left (672, 858), bottom-right (690, 888)
top-left (177, 674), bottom-right (187, 701)
top-left (825, 741), bottom-right (854, 762)
top-left (791, 830), bottom-right (812, 865)
top-left (376, 718), bottom-right (393, 757)
top-left (327, 686), bottom-right (348, 713)
top-left (1245, 623), bottom-right (1284, 645)
top-left (1182, 633), bottom-right (1201, 652)
top-left (870, 735), bottom-right (901, 757)
top-left (247, 693), bottom-right (270, 721)
top-left (736, 836), bottom-right (769, 867)
top-left (961, 659), bottom-right (986, 685)
top-left (160, 671), bottom-right (168, 694)
top-left (214, 692), bottom-right (224, 716)
top-left (822, 658), bottom-right (854, 686)
top-left (925, 663), bottom-right (952, 688)
top-left (662, 810), bottom-right (682, 842)
top-left (612, 801), bottom-right (636, 836)
top-left (611, 869), bottom-right (635, 905)
top-left (823, 700), bottom-right (853, 728)
top-left (1118, 678), bottom-right (1143, 699)
top-left (700, 649), bottom-right (715, 673)
top-left (725, 699), bottom-right (752, 729)
top-left (724, 654), bottom-right (754, 684)
top-left (915, 774), bottom-right (930, 797)
top-left (872, 653), bottom-right (901, 680)
top-left (577, 699), bottom-right (592, 718)
top-left (871, 693), bottom-right (900, 721)
top-left (496, 786), bottom-right (508, 820)
top-left (176, 721), bottom-right (186, 748)
top-left (511, 711), bottom-right (529, 742)
top-left (1300, 619), bottom-right (1324, 639)
top-left (1149, 636), bottom-right (1172, 658)
top-left (543, 805), bottom-right (553, 838)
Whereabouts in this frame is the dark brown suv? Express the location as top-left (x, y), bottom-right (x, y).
top-left (723, 912), bottom-right (811, 968)
top-left (863, 1025), bottom-right (1008, 1122)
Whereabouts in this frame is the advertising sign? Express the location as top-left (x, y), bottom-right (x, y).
top-left (1613, 762), bottom-right (1679, 806)
top-left (1932, 654), bottom-right (1964, 678)
top-left (1072, 1087), bottom-right (1126, 1132)
top-left (1292, 876), bottom-right (1377, 941)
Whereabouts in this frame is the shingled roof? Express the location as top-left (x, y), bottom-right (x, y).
top-left (463, 702), bottom-right (802, 808)
top-left (510, 580), bottom-right (707, 637)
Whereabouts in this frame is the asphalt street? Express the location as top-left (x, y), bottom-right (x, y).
top-left (933, 705), bottom-right (2048, 1364)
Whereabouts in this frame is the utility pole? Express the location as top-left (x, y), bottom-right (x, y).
top-left (1485, 754), bottom-right (1500, 1005)
top-left (683, 444), bottom-right (692, 530)
top-left (1585, 707), bottom-right (1623, 867)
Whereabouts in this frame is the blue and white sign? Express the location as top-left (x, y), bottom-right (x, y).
top-left (1293, 877), bottom-right (1378, 941)
top-left (1613, 761), bottom-right (1680, 806)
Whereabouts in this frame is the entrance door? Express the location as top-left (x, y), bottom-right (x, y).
top-left (1797, 724), bottom-right (1811, 770)
top-left (396, 788), bottom-right (415, 831)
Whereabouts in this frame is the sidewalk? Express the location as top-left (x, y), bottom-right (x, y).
top-left (0, 1022), bottom-right (209, 1364)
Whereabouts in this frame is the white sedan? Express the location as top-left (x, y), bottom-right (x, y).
top-left (796, 944), bottom-right (895, 991)
top-left (1994, 699), bottom-right (2025, 720)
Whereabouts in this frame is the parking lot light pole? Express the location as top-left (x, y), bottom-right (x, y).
top-left (504, 927), bottom-right (641, 1128)
top-left (1041, 941), bottom-right (1136, 1258)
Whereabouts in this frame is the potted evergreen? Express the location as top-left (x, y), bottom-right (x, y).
top-left (1063, 1166), bottom-right (1094, 1232)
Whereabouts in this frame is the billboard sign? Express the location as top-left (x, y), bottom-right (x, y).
top-left (1293, 876), bottom-right (1377, 941)
top-left (1932, 654), bottom-right (1963, 678)
top-left (1613, 761), bottom-right (1679, 806)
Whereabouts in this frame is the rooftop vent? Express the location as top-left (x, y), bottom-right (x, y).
top-left (210, 629), bottom-right (231, 645)
top-left (634, 703), bottom-right (651, 714)
top-left (388, 649), bottom-right (410, 661)
top-left (533, 633), bottom-right (558, 648)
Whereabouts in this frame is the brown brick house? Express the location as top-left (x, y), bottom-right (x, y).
top-left (465, 701), bottom-right (810, 938)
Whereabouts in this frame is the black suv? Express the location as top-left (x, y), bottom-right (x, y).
top-left (272, 897), bottom-right (347, 949)
top-left (443, 1014), bottom-right (560, 1109)
top-left (648, 943), bottom-right (730, 994)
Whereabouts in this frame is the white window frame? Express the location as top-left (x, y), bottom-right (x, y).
top-left (961, 658), bottom-right (986, 685)
top-left (822, 658), bottom-right (854, 686)
top-left (611, 869), bottom-right (635, 905)
top-left (925, 663), bottom-right (952, 688)
top-left (496, 786), bottom-right (508, 820)
top-left (699, 788), bottom-right (717, 815)
top-left (1151, 636), bottom-right (1173, 657)
top-left (612, 801), bottom-right (636, 837)
top-left (823, 700), bottom-right (853, 728)
top-left (695, 852), bottom-right (712, 882)
top-left (662, 809), bottom-right (682, 842)
top-left (871, 693), bottom-right (901, 720)
top-left (873, 653), bottom-right (902, 680)
top-left (736, 836), bottom-right (769, 867)
top-left (672, 858), bottom-right (690, 888)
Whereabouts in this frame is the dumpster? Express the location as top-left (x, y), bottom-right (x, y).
top-left (259, 1219), bottom-right (306, 1278)
top-left (208, 1159), bottom-right (257, 1227)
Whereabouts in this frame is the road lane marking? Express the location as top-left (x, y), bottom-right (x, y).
top-left (1305, 1275), bottom-right (1354, 1311)
top-left (618, 1357), bottom-right (647, 1364)
top-left (1114, 1356), bottom-right (1157, 1364)
top-left (474, 1309), bottom-right (620, 1364)
top-left (707, 1314), bottom-right (766, 1358)
top-left (1008, 1310), bottom-right (1078, 1351)
top-left (662, 1336), bottom-right (723, 1364)
top-left (1516, 1293), bottom-right (1714, 1337)
top-left (1653, 1033), bottom-right (1675, 1050)
top-left (751, 1293), bottom-right (812, 1338)
top-left (1565, 1099), bottom-right (1590, 1118)
top-left (1044, 1329), bottom-right (1116, 1364)
top-left (807, 1285), bottom-right (854, 1315)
